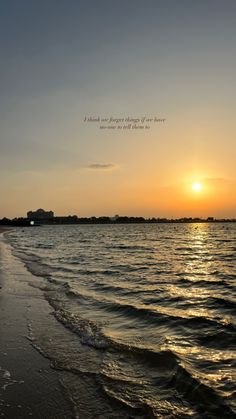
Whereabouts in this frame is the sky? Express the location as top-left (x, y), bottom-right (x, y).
top-left (1, 0), bottom-right (236, 218)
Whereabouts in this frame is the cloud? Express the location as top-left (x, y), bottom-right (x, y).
top-left (85, 163), bottom-right (119, 171)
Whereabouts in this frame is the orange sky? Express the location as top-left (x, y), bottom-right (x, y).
top-left (1, 1), bottom-right (236, 218)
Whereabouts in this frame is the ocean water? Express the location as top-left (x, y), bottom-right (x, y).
top-left (7, 223), bottom-right (236, 418)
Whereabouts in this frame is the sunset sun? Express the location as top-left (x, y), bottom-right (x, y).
top-left (192, 182), bottom-right (202, 192)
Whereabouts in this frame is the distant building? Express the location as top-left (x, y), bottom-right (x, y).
top-left (27, 208), bottom-right (54, 221)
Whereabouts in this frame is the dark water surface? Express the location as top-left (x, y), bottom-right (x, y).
top-left (7, 223), bottom-right (236, 418)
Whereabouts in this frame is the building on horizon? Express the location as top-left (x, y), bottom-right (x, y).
top-left (27, 208), bottom-right (54, 221)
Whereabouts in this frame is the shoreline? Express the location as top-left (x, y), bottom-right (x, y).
top-left (0, 230), bottom-right (75, 418)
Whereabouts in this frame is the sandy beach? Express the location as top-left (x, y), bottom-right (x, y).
top-left (0, 228), bottom-right (75, 419)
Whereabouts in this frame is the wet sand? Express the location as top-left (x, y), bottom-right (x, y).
top-left (0, 229), bottom-right (75, 419)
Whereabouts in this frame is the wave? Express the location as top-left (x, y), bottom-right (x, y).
top-left (206, 296), bottom-right (236, 312)
top-left (177, 276), bottom-right (226, 286)
top-left (43, 280), bottom-right (236, 341)
top-left (105, 244), bottom-right (154, 252)
top-left (197, 329), bottom-right (236, 348)
top-left (46, 283), bottom-right (236, 356)
top-left (34, 243), bottom-right (55, 249)
top-left (53, 308), bottom-right (109, 349)
top-left (95, 298), bottom-right (236, 332)
top-left (169, 360), bottom-right (236, 418)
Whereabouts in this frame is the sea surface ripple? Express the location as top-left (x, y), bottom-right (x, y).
top-left (8, 223), bottom-right (236, 418)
